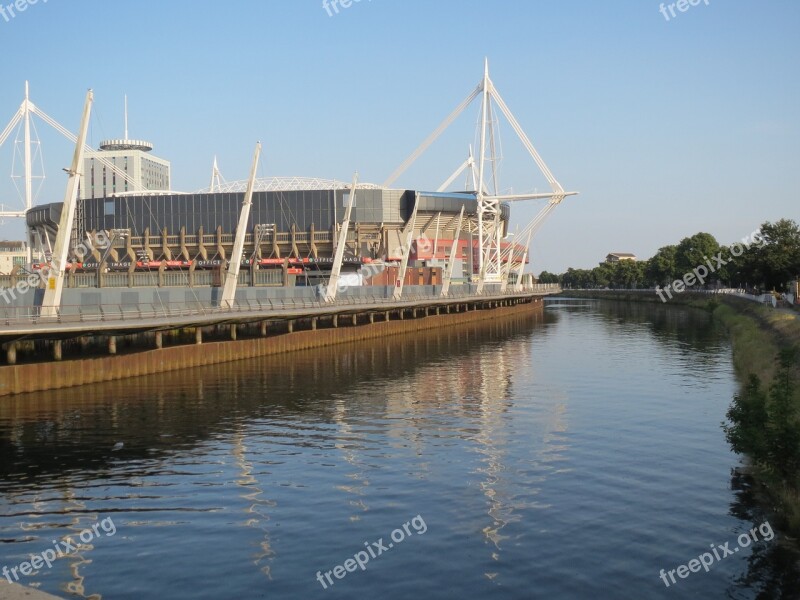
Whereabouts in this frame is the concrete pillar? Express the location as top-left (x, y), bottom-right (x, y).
top-left (230, 324), bottom-right (237, 340)
top-left (288, 320), bottom-right (294, 333)
top-left (6, 342), bottom-right (16, 365)
top-left (155, 331), bottom-right (163, 349)
top-left (53, 339), bottom-right (62, 361)
top-left (108, 336), bottom-right (117, 355)
top-left (332, 315), bottom-right (338, 328)
top-left (352, 314), bottom-right (357, 326)
top-left (260, 321), bottom-right (268, 336)
top-left (436, 307), bottom-right (440, 315)
top-left (196, 328), bottom-right (203, 345)
top-left (312, 317), bottom-right (317, 330)
top-left (369, 313), bottom-right (374, 324)
top-left (385, 311), bottom-right (390, 322)
top-left (399, 310), bottom-right (404, 320)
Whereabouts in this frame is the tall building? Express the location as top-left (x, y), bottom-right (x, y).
top-left (80, 138), bottom-right (171, 200)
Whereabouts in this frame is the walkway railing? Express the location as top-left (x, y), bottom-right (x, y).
top-left (0, 284), bottom-right (561, 328)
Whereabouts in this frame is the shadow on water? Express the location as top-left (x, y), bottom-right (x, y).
top-left (554, 297), bottom-right (727, 351)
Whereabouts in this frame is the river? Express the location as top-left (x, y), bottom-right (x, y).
top-left (1, 299), bottom-right (798, 599)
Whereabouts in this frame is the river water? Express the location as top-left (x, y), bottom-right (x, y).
top-left (1, 299), bottom-right (798, 599)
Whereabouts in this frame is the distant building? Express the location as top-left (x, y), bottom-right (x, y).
top-left (606, 252), bottom-right (637, 263)
top-left (0, 240), bottom-right (26, 274)
top-left (81, 138), bottom-right (171, 199)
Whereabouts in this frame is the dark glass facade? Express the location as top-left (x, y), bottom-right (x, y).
top-left (30, 189), bottom-right (508, 236)
top-left (81, 189), bottom-right (421, 235)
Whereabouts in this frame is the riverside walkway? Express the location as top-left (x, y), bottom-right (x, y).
top-left (0, 284), bottom-right (561, 362)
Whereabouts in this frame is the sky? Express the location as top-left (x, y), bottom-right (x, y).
top-left (0, 0), bottom-right (797, 273)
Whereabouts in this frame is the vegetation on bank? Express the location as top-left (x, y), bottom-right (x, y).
top-left (564, 290), bottom-right (800, 538)
top-left (716, 301), bottom-right (800, 537)
top-left (547, 218), bottom-right (800, 536)
top-left (539, 218), bottom-right (800, 293)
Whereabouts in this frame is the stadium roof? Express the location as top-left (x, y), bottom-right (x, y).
top-left (196, 176), bottom-right (385, 194)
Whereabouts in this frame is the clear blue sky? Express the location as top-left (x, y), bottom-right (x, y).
top-left (0, 0), bottom-right (797, 273)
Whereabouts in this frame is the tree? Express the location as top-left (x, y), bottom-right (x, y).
top-left (537, 271), bottom-right (560, 284)
top-left (723, 374), bottom-right (769, 463)
top-left (675, 233), bottom-right (722, 285)
top-left (757, 219), bottom-right (800, 291)
top-left (561, 268), bottom-right (595, 289)
top-left (765, 348), bottom-right (800, 479)
top-left (646, 245), bottom-right (678, 287)
top-left (728, 219), bottom-right (800, 290)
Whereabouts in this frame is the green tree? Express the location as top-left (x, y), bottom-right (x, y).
top-left (537, 271), bottom-right (560, 284)
top-left (592, 263), bottom-right (613, 288)
top-left (646, 245), bottom-right (678, 287)
top-left (723, 374), bottom-right (769, 463)
top-left (561, 268), bottom-right (595, 289)
top-left (766, 348), bottom-right (800, 479)
top-left (675, 233), bottom-right (722, 284)
top-left (757, 219), bottom-right (800, 291)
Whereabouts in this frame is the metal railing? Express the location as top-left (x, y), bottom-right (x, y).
top-left (0, 284), bottom-right (561, 328)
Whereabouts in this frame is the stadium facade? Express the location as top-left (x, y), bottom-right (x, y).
top-left (27, 178), bottom-right (518, 285)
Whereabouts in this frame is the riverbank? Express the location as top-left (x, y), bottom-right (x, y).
top-left (560, 290), bottom-right (800, 539)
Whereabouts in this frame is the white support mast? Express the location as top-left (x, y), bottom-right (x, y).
top-left (437, 146), bottom-right (476, 193)
top-left (325, 171), bottom-right (358, 303)
top-left (432, 212), bottom-right (441, 258)
top-left (23, 82), bottom-right (32, 262)
top-left (209, 156), bottom-right (222, 193)
top-left (40, 90), bottom-right (93, 317)
top-left (383, 60), bottom-right (577, 292)
top-left (221, 142), bottom-right (261, 308)
top-left (475, 59), bottom-right (505, 294)
top-left (392, 192), bottom-right (420, 301)
top-left (515, 229), bottom-right (533, 292)
top-left (440, 205), bottom-right (464, 297)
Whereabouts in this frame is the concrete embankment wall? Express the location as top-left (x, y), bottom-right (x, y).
top-left (0, 298), bottom-right (543, 397)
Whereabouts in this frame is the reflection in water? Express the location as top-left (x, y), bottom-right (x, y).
top-left (465, 331), bottom-right (571, 583)
top-left (728, 468), bottom-right (800, 598)
top-left (1, 300), bottom-right (797, 599)
top-left (232, 427), bottom-right (275, 579)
